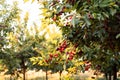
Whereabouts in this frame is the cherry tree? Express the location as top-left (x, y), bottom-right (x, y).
top-left (39, 0), bottom-right (120, 80)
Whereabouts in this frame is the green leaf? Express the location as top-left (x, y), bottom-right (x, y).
top-left (68, 34), bottom-right (73, 39)
top-left (110, 8), bottom-right (116, 16)
top-left (84, 15), bottom-right (91, 26)
top-left (99, 0), bottom-right (111, 8)
top-left (116, 33), bottom-right (120, 39)
top-left (102, 12), bottom-right (109, 18)
top-left (71, 16), bottom-right (76, 27)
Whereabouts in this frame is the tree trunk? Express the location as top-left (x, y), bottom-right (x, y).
top-left (10, 76), bottom-right (12, 80)
top-left (109, 72), bottom-right (112, 80)
top-left (21, 58), bottom-right (26, 80)
top-left (113, 64), bottom-right (117, 80)
top-left (23, 66), bottom-right (26, 80)
top-left (59, 71), bottom-right (62, 80)
top-left (45, 67), bottom-right (48, 80)
top-left (105, 73), bottom-right (108, 80)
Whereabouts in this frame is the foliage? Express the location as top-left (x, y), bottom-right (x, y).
top-left (0, 0), bottom-right (120, 80)
top-left (0, 1), bottom-right (43, 79)
top-left (0, 0), bottom-right (19, 68)
top-left (40, 0), bottom-right (120, 79)
top-left (0, 0), bottom-right (19, 51)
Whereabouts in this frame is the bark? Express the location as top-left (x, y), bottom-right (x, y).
top-left (113, 64), bottom-right (117, 80)
top-left (59, 71), bottom-right (62, 80)
top-left (21, 58), bottom-right (26, 80)
top-left (10, 76), bottom-right (12, 80)
top-left (23, 66), bottom-right (26, 80)
top-left (109, 72), bottom-right (112, 80)
top-left (105, 73), bottom-right (108, 80)
top-left (45, 67), bottom-right (48, 80)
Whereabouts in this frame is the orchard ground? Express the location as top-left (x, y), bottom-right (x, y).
top-left (0, 69), bottom-right (120, 80)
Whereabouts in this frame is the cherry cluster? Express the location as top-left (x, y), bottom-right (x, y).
top-left (45, 53), bottom-right (59, 63)
top-left (67, 51), bottom-right (75, 60)
top-left (84, 61), bottom-right (91, 71)
top-left (57, 6), bottom-right (66, 16)
top-left (65, 15), bottom-right (73, 26)
top-left (56, 40), bottom-right (68, 53)
top-left (52, 6), bottom-right (66, 21)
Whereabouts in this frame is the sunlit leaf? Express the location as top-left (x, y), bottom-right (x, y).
top-left (31, 0), bottom-right (35, 3)
top-left (116, 33), bottom-right (120, 39)
top-left (24, 0), bottom-right (29, 3)
top-left (24, 12), bottom-right (29, 22)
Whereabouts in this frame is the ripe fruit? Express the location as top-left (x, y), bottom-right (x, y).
top-left (54, 53), bottom-right (59, 58)
top-left (48, 57), bottom-right (52, 61)
top-left (56, 47), bottom-right (60, 51)
top-left (45, 59), bottom-right (48, 63)
top-left (52, 15), bottom-right (57, 21)
top-left (85, 66), bottom-right (89, 71)
top-left (68, 15), bottom-right (73, 20)
top-left (68, 56), bottom-right (73, 60)
top-left (84, 61), bottom-right (91, 71)
top-left (56, 40), bottom-right (68, 53)
top-left (49, 54), bottom-right (53, 58)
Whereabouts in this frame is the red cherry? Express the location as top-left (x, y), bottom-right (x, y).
top-left (85, 66), bottom-right (89, 71)
top-left (48, 57), bottom-right (52, 61)
top-left (45, 59), bottom-right (48, 63)
top-left (63, 40), bottom-right (67, 44)
top-left (69, 51), bottom-right (73, 54)
top-left (68, 56), bottom-right (73, 60)
top-left (56, 47), bottom-right (60, 51)
top-left (70, 54), bottom-right (74, 57)
top-left (49, 54), bottom-right (53, 58)
top-left (54, 54), bottom-right (58, 58)
top-left (68, 15), bottom-right (73, 20)
top-left (52, 15), bottom-right (57, 21)
top-left (69, 52), bottom-right (74, 56)
top-left (61, 47), bottom-right (65, 51)
top-left (62, 44), bottom-right (66, 48)
top-left (59, 47), bottom-right (64, 53)
top-left (59, 50), bottom-right (63, 53)
top-left (66, 52), bottom-right (69, 55)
